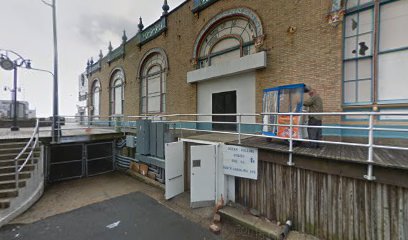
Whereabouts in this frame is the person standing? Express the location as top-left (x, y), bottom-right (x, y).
top-left (303, 87), bottom-right (323, 148)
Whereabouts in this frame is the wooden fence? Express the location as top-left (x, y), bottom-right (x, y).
top-left (236, 160), bottom-right (408, 240)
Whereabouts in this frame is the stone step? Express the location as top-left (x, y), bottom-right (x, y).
top-left (0, 158), bottom-right (38, 167)
top-left (0, 151), bottom-right (40, 160)
top-left (0, 199), bottom-right (11, 209)
top-left (0, 165), bottom-right (34, 174)
top-left (0, 172), bottom-right (31, 182)
top-left (0, 180), bottom-right (26, 190)
top-left (0, 142), bottom-right (27, 148)
top-left (0, 189), bottom-right (18, 199)
top-left (0, 147), bottom-right (31, 155)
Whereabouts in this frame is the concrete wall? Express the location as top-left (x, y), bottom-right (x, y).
top-left (0, 146), bottom-right (44, 227)
top-left (197, 72), bottom-right (256, 124)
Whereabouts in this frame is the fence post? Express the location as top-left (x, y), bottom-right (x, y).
top-left (287, 113), bottom-right (295, 166)
top-left (238, 114), bottom-right (242, 144)
top-left (364, 113), bottom-right (376, 180)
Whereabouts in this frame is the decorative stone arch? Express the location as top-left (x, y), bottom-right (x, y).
top-left (109, 67), bottom-right (126, 86)
top-left (137, 48), bottom-right (169, 114)
top-left (137, 48), bottom-right (169, 79)
top-left (192, 7), bottom-right (264, 62)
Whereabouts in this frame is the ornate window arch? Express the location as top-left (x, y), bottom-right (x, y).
top-left (193, 8), bottom-right (264, 68)
top-left (138, 48), bottom-right (168, 114)
top-left (90, 79), bottom-right (101, 117)
top-left (109, 69), bottom-right (124, 115)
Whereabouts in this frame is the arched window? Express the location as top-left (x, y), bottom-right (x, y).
top-left (91, 79), bottom-right (101, 117)
top-left (110, 69), bottom-right (124, 115)
top-left (139, 49), bottom-right (168, 114)
top-left (193, 8), bottom-right (264, 69)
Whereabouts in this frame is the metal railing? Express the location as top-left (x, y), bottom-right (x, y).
top-left (14, 119), bottom-right (40, 190)
top-left (124, 111), bottom-right (408, 181)
top-left (18, 111), bottom-right (408, 181)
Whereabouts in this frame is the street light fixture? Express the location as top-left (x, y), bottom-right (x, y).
top-left (0, 49), bottom-right (32, 131)
top-left (0, 49), bottom-right (55, 132)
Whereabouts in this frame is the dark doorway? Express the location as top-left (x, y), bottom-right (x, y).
top-left (212, 91), bottom-right (237, 131)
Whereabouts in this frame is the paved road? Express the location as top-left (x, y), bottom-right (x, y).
top-left (0, 192), bottom-right (219, 240)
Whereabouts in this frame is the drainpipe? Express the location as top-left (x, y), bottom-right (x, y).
top-left (279, 220), bottom-right (292, 240)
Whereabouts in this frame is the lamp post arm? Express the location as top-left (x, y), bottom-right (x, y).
top-left (40, 0), bottom-right (53, 7)
top-left (27, 67), bottom-right (54, 77)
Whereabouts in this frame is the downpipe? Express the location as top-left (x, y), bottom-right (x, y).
top-left (279, 220), bottom-right (292, 240)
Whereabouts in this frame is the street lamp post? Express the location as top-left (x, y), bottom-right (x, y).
top-left (0, 50), bottom-right (31, 131)
top-left (11, 64), bottom-right (18, 131)
top-left (41, 0), bottom-right (59, 143)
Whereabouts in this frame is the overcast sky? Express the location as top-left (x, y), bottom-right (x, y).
top-left (0, 0), bottom-right (185, 117)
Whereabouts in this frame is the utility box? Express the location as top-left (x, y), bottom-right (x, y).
top-left (150, 122), bottom-right (157, 157)
top-left (137, 120), bottom-right (151, 155)
top-left (126, 135), bottom-right (136, 148)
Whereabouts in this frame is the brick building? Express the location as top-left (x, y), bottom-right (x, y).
top-left (83, 0), bottom-right (408, 138)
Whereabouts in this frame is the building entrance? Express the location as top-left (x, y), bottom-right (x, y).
top-left (212, 91), bottom-right (237, 131)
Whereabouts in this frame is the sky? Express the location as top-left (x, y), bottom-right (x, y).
top-left (0, 0), bottom-right (185, 117)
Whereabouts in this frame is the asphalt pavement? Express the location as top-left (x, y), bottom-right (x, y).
top-left (0, 192), bottom-right (219, 240)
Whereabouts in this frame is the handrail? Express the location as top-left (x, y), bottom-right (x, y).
top-left (14, 119), bottom-right (40, 190)
top-left (18, 137), bottom-right (39, 172)
top-left (15, 119), bottom-right (40, 160)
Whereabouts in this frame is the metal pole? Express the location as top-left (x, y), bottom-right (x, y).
top-left (51, 0), bottom-right (60, 143)
top-left (364, 113), bottom-right (376, 180)
top-left (238, 114), bottom-right (242, 144)
top-left (11, 65), bottom-right (19, 131)
top-left (287, 114), bottom-right (295, 166)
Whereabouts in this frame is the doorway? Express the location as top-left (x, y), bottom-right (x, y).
top-left (212, 91), bottom-right (237, 131)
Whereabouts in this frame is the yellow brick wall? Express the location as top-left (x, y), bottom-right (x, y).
top-left (87, 0), bottom-right (343, 121)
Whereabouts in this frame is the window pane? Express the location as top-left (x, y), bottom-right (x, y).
top-left (357, 33), bottom-right (372, 57)
top-left (357, 58), bottom-right (371, 79)
top-left (345, 14), bottom-right (358, 37)
top-left (115, 86), bottom-right (122, 114)
top-left (379, 0), bottom-right (408, 52)
top-left (378, 50), bottom-right (408, 101)
top-left (357, 80), bottom-right (371, 102)
top-left (345, 36), bottom-right (357, 59)
top-left (148, 95), bottom-right (161, 113)
top-left (360, 0), bottom-right (373, 6)
top-left (93, 92), bottom-right (100, 116)
top-left (148, 75), bottom-right (161, 94)
top-left (211, 38), bottom-right (240, 54)
top-left (344, 60), bottom-right (357, 81)
top-left (148, 65), bottom-right (161, 75)
top-left (358, 10), bottom-right (373, 34)
top-left (344, 81), bottom-right (357, 103)
top-left (346, 0), bottom-right (358, 9)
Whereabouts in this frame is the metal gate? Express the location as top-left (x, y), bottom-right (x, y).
top-left (48, 141), bottom-right (114, 182)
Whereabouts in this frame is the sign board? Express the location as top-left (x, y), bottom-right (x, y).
top-left (223, 145), bottom-right (258, 180)
top-left (78, 73), bottom-right (88, 101)
top-left (277, 115), bottom-right (302, 139)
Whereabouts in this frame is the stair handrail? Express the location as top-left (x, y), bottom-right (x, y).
top-left (14, 119), bottom-right (40, 190)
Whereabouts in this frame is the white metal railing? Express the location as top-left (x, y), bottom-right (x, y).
top-left (28, 112), bottom-right (408, 180)
top-left (14, 119), bottom-right (40, 190)
top-left (126, 111), bottom-right (408, 181)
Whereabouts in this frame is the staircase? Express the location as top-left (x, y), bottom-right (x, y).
top-left (0, 120), bottom-right (44, 227)
top-left (0, 141), bottom-right (41, 210)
